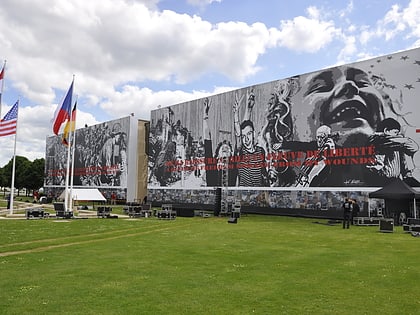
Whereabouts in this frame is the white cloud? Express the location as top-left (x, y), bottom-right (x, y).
top-left (341, 0), bottom-right (354, 17)
top-left (0, 0), bottom-right (419, 166)
top-left (359, 0), bottom-right (420, 44)
top-left (187, 0), bottom-right (222, 6)
top-left (337, 35), bottom-right (357, 64)
top-left (276, 8), bottom-right (339, 52)
top-left (400, 0), bottom-right (420, 38)
top-left (0, 0), bottom-right (273, 98)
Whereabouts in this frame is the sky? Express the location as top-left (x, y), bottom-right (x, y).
top-left (0, 0), bottom-right (420, 167)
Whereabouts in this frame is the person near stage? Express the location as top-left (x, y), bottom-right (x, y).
top-left (342, 198), bottom-right (352, 229)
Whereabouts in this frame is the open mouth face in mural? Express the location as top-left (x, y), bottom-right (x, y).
top-left (300, 66), bottom-right (384, 145)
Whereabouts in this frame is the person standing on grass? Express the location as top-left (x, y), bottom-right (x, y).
top-left (342, 198), bottom-right (352, 229)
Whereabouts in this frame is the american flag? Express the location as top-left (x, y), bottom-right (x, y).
top-left (0, 100), bottom-right (19, 137)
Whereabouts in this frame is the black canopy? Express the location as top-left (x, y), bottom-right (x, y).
top-left (369, 178), bottom-right (420, 199)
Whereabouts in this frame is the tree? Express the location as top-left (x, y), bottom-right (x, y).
top-left (25, 158), bottom-right (45, 194)
top-left (0, 167), bottom-right (7, 197)
top-left (1, 156), bottom-right (45, 196)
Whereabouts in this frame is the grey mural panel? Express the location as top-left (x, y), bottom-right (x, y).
top-left (149, 47), bottom-right (420, 189)
top-left (45, 117), bottom-right (130, 194)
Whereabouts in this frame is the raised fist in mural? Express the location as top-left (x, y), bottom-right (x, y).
top-left (247, 89), bottom-right (255, 111)
top-left (203, 97), bottom-right (211, 117)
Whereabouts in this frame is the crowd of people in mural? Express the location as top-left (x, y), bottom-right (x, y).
top-left (148, 54), bottom-right (420, 191)
top-left (45, 118), bottom-right (129, 200)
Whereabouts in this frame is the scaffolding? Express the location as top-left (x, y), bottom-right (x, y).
top-left (219, 154), bottom-right (229, 215)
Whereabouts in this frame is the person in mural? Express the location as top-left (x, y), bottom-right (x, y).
top-left (261, 78), bottom-right (300, 187)
top-left (154, 130), bottom-right (177, 186)
top-left (295, 66), bottom-right (385, 147)
top-left (280, 125), bottom-right (340, 187)
top-left (100, 122), bottom-right (128, 186)
top-left (202, 97), bottom-right (236, 187)
top-left (148, 130), bottom-right (163, 183)
top-left (233, 89), bottom-right (268, 187)
top-left (288, 65), bottom-right (400, 186)
top-left (366, 117), bottom-right (420, 186)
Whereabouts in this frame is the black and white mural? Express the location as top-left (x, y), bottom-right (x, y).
top-left (148, 47), bottom-right (420, 190)
top-left (45, 117), bottom-right (130, 200)
top-left (148, 47), bottom-right (420, 216)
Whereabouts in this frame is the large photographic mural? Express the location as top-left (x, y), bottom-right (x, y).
top-left (45, 117), bottom-right (130, 200)
top-left (149, 47), bottom-right (420, 191)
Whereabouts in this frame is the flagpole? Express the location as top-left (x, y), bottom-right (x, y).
top-left (69, 127), bottom-right (76, 213)
top-left (64, 128), bottom-right (72, 213)
top-left (0, 60), bottom-right (6, 120)
top-left (64, 77), bottom-right (74, 213)
top-left (9, 134), bottom-right (17, 215)
top-left (9, 99), bottom-right (18, 215)
top-left (69, 96), bottom-right (78, 214)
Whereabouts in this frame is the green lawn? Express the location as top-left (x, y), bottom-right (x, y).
top-left (0, 215), bottom-right (419, 314)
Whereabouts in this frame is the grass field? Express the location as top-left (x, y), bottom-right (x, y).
top-left (0, 214), bottom-right (419, 315)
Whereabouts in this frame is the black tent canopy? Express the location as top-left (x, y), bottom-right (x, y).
top-left (369, 178), bottom-right (420, 219)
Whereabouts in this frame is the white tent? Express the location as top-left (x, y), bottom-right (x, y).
top-left (59, 188), bottom-right (107, 201)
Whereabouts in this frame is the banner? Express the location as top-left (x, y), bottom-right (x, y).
top-left (148, 47), bottom-right (420, 189)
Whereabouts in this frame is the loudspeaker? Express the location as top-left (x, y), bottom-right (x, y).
top-left (379, 219), bottom-right (394, 233)
top-left (214, 187), bottom-right (222, 216)
top-left (227, 217), bottom-right (237, 224)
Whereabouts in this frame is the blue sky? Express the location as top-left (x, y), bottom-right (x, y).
top-left (0, 0), bottom-right (419, 166)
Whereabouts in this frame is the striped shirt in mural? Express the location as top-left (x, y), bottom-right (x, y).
top-left (237, 146), bottom-right (267, 187)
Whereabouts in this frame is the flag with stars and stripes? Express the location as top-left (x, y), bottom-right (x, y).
top-left (0, 100), bottom-right (19, 137)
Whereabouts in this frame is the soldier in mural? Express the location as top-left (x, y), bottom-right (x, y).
top-left (233, 89), bottom-right (268, 187)
top-left (147, 129), bottom-right (163, 183)
top-left (98, 122), bottom-right (128, 186)
top-left (153, 131), bottom-right (176, 186)
top-left (280, 125), bottom-right (340, 187)
top-left (366, 117), bottom-right (419, 186)
top-left (45, 137), bottom-right (67, 185)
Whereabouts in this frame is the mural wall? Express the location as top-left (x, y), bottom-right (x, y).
top-left (148, 47), bottom-right (420, 215)
top-left (45, 117), bottom-right (130, 200)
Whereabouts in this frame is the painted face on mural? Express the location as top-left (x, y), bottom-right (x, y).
top-left (217, 142), bottom-right (232, 158)
top-left (241, 125), bottom-right (255, 152)
top-left (295, 66), bottom-right (384, 145)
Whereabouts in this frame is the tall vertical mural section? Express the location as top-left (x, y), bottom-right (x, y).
top-left (45, 117), bottom-right (130, 200)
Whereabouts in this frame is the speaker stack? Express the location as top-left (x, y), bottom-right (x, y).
top-left (214, 187), bottom-right (222, 216)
